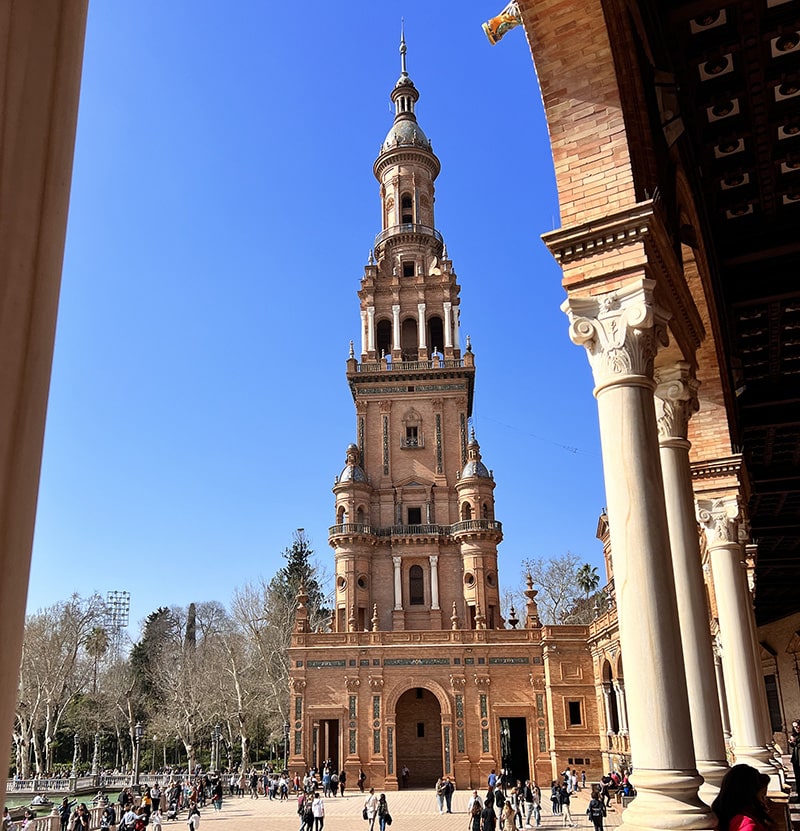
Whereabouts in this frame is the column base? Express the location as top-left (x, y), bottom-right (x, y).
top-left (696, 759), bottom-right (728, 803)
top-left (621, 768), bottom-right (714, 831)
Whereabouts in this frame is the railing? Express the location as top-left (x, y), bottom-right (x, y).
top-left (374, 223), bottom-right (443, 248)
top-left (354, 359), bottom-right (465, 373)
top-left (328, 520), bottom-right (502, 539)
top-left (451, 519), bottom-right (503, 534)
top-left (399, 434), bottom-right (424, 448)
top-left (6, 773), bottom-right (167, 794)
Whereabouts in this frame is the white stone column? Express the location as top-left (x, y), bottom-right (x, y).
top-left (602, 684), bottom-right (615, 735)
top-left (654, 363), bottom-right (729, 798)
top-left (392, 556), bottom-right (403, 611)
top-left (563, 280), bottom-right (712, 831)
top-left (443, 302), bottom-right (453, 349)
top-left (453, 306), bottom-right (460, 350)
top-left (613, 681), bottom-right (629, 735)
top-left (392, 305), bottom-right (401, 353)
top-left (367, 306), bottom-right (375, 354)
top-left (360, 310), bottom-right (368, 356)
top-left (713, 641), bottom-right (733, 743)
top-left (417, 303), bottom-right (427, 350)
top-left (429, 555), bottom-right (440, 610)
top-left (696, 497), bottom-right (779, 786)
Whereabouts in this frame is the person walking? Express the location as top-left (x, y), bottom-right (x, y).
top-left (470, 797), bottom-right (484, 831)
top-left (364, 788), bottom-right (379, 831)
top-left (559, 786), bottom-right (574, 827)
top-left (550, 783), bottom-right (560, 815)
top-left (443, 776), bottom-right (454, 814)
top-left (586, 789), bottom-right (607, 831)
top-left (377, 794), bottom-right (391, 831)
top-left (481, 800), bottom-right (498, 831)
top-left (311, 792), bottom-right (325, 831)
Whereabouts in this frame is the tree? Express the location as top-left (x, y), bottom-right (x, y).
top-left (576, 564), bottom-right (600, 603)
top-left (521, 552), bottom-right (584, 625)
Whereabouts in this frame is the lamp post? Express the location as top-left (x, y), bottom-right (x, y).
top-left (133, 721), bottom-right (144, 786)
top-left (71, 733), bottom-right (80, 778)
top-left (283, 721), bottom-right (290, 772)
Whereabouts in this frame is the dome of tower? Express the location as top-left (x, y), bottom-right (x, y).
top-left (381, 119), bottom-right (431, 153)
top-left (339, 443), bottom-right (368, 483)
top-left (461, 438), bottom-right (491, 479)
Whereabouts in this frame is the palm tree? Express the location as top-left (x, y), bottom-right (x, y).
top-left (575, 564), bottom-right (600, 606)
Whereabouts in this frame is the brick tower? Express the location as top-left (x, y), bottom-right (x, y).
top-left (288, 37), bottom-right (597, 791)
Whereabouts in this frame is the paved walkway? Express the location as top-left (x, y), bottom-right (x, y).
top-left (195, 789), bottom-right (623, 831)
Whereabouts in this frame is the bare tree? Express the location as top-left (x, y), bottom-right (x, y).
top-left (521, 553), bottom-right (584, 625)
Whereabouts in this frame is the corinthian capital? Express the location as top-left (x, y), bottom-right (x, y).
top-left (696, 497), bottom-right (741, 548)
top-left (561, 280), bottom-right (670, 390)
top-left (654, 362), bottom-right (700, 442)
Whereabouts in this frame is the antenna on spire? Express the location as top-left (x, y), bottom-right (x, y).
top-left (400, 19), bottom-right (408, 76)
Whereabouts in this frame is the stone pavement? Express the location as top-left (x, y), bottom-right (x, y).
top-left (192, 788), bottom-right (623, 831)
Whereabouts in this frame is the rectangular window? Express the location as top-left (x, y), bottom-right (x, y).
top-left (407, 506), bottom-right (422, 524)
top-left (764, 674), bottom-right (783, 732)
top-left (568, 700), bottom-right (583, 726)
top-left (405, 425), bottom-right (419, 447)
top-left (417, 722), bottom-right (425, 738)
top-left (403, 261), bottom-right (415, 278)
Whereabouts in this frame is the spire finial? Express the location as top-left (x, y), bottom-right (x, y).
top-left (400, 20), bottom-right (408, 76)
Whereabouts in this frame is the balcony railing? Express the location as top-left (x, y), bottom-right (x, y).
top-left (451, 519), bottom-right (503, 534)
top-left (374, 223), bottom-right (444, 248)
top-left (354, 359), bottom-right (465, 373)
top-left (328, 519), bottom-right (502, 539)
top-left (400, 434), bottom-right (424, 449)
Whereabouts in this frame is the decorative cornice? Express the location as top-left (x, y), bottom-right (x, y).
top-left (345, 677), bottom-right (360, 692)
top-left (690, 455), bottom-right (743, 481)
top-left (542, 201), bottom-right (654, 265)
top-left (562, 279), bottom-right (670, 390)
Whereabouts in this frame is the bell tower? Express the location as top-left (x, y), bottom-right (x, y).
top-left (330, 35), bottom-right (504, 634)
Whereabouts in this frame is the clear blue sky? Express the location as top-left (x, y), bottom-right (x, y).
top-left (28, 2), bottom-right (605, 635)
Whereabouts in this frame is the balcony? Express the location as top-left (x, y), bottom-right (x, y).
top-left (374, 223), bottom-right (443, 250)
top-left (354, 358), bottom-right (465, 373)
top-left (400, 434), bottom-right (424, 449)
top-left (328, 519), bottom-right (503, 541)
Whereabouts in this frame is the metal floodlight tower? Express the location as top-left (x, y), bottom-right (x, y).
top-left (105, 590), bottom-right (131, 658)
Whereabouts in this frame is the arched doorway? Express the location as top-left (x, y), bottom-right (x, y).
top-left (395, 687), bottom-right (443, 787)
top-left (400, 318), bottom-right (418, 361)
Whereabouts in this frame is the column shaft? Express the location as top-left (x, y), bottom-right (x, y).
top-left (655, 366), bottom-right (728, 796)
top-left (698, 498), bottom-right (778, 785)
top-left (392, 556), bottom-right (403, 611)
top-left (392, 305), bottom-right (401, 354)
top-left (367, 307), bottom-right (375, 353)
top-left (443, 303), bottom-right (453, 348)
top-left (418, 303), bottom-right (427, 349)
top-left (429, 555), bottom-right (440, 610)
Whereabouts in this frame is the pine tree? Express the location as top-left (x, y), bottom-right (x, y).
top-left (267, 530), bottom-right (329, 626)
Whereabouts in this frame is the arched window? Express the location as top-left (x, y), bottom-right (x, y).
top-left (461, 502), bottom-right (472, 521)
top-left (401, 193), bottom-right (413, 224)
top-left (409, 565), bottom-right (424, 605)
top-left (376, 319), bottom-right (392, 359)
top-left (356, 506), bottom-right (365, 524)
top-left (400, 317), bottom-right (418, 360)
top-left (482, 502), bottom-right (490, 519)
top-left (337, 506), bottom-right (346, 525)
top-left (427, 316), bottom-right (444, 356)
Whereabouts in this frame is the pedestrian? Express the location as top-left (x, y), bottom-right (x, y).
top-left (470, 797), bottom-right (484, 831)
top-left (364, 788), bottom-right (378, 831)
top-left (186, 804), bottom-right (200, 831)
top-left (401, 766), bottom-right (409, 790)
top-left (444, 776), bottom-right (454, 813)
top-left (481, 801), bottom-right (497, 831)
top-left (559, 786), bottom-right (574, 827)
top-left (550, 782), bottom-right (560, 815)
top-left (435, 778), bottom-right (446, 814)
top-left (711, 765), bottom-right (774, 831)
top-left (359, 769), bottom-right (367, 793)
top-left (377, 794), bottom-right (391, 831)
top-left (586, 789), bottom-right (607, 831)
top-left (151, 810), bottom-right (162, 831)
top-left (59, 799), bottom-right (74, 831)
top-left (339, 769), bottom-right (347, 797)
top-left (501, 798), bottom-right (515, 831)
top-left (311, 792), bottom-right (325, 831)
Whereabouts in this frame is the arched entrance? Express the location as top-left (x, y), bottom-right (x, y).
top-left (395, 687), bottom-right (443, 787)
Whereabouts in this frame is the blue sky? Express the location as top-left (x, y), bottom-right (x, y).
top-left (28, 2), bottom-right (605, 635)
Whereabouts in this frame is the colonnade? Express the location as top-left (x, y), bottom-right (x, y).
top-left (562, 276), bottom-right (779, 831)
top-left (359, 302), bottom-right (460, 357)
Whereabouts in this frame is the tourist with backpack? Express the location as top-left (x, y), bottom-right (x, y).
top-left (587, 789), bottom-right (607, 831)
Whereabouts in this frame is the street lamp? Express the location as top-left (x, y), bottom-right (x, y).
top-left (71, 733), bottom-right (80, 778)
top-left (212, 724), bottom-right (221, 771)
top-left (283, 721), bottom-right (290, 772)
top-left (133, 721), bottom-right (144, 786)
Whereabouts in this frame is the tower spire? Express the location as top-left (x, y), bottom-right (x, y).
top-left (400, 20), bottom-right (408, 77)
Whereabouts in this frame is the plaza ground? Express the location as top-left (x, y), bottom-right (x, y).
top-left (194, 787), bottom-right (623, 831)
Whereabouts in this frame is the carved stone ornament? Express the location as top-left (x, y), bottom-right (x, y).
top-left (290, 678), bottom-right (307, 693)
top-left (474, 675), bottom-right (491, 688)
top-left (450, 674), bottom-right (467, 689)
top-left (345, 677), bottom-right (361, 692)
top-left (368, 676), bottom-right (384, 690)
top-left (654, 362), bottom-right (700, 441)
top-left (696, 496), bottom-right (741, 547)
top-left (561, 280), bottom-right (670, 390)
top-left (379, 400), bottom-right (392, 414)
